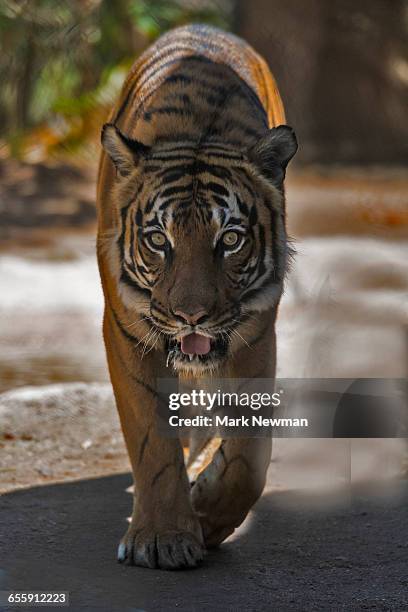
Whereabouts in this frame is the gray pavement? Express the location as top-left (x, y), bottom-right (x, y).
top-left (1, 473), bottom-right (407, 612)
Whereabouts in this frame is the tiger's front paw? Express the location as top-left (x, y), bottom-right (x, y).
top-left (117, 522), bottom-right (204, 570)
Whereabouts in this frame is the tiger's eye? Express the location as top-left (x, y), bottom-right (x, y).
top-left (150, 232), bottom-right (166, 247)
top-left (222, 231), bottom-right (239, 247)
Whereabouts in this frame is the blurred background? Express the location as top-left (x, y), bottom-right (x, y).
top-left (0, 0), bottom-right (407, 492)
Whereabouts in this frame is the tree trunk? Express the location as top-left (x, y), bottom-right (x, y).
top-left (236, 0), bottom-right (408, 164)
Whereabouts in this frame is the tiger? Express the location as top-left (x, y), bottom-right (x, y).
top-left (97, 23), bottom-right (297, 570)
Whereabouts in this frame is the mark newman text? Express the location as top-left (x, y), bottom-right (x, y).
top-left (169, 415), bottom-right (309, 428)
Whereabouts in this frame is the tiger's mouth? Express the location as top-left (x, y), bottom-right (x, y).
top-left (165, 332), bottom-right (228, 370)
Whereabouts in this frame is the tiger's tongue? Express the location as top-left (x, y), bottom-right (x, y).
top-left (181, 333), bottom-right (211, 355)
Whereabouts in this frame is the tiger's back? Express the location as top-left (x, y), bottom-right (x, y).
top-left (97, 24), bottom-right (285, 230)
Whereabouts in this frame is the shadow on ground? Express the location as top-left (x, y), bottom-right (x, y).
top-left (1, 474), bottom-right (407, 611)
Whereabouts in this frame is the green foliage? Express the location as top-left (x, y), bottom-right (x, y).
top-left (128, 0), bottom-right (229, 39)
top-left (0, 0), bottom-right (232, 159)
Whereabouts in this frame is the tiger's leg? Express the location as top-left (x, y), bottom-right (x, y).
top-left (104, 311), bottom-right (204, 569)
top-left (191, 317), bottom-right (276, 548)
top-left (191, 438), bottom-right (272, 547)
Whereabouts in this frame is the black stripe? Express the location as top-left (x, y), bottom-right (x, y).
top-left (203, 150), bottom-right (245, 160)
top-left (159, 195), bottom-right (191, 210)
top-left (212, 195), bottom-right (228, 208)
top-left (144, 192), bottom-right (160, 215)
top-left (161, 184), bottom-right (192, 198)
top-left (151, 462), bottom-right (173, 486)
top-left (120, 269), bottom-right (152, 296)
top-left (157, 165), bottom-right (193, 179)
top-left (257, 224), bottom-right (266, 277)
top-left (160, 170), bottom-right (187, 184)
top-left (236, 194), bottom-right (249, 217)
top-left (145, 105), bottom-right (194, 118)
top-left (249, 205), bottom-right (258, 225)
top-left (163, 73), bottom-right (193, 86)
top-left (107, 301), bottom-right (143, 345)
top-left (138, 427), bottom-right (151, 464)
top-left (117, 199), bottom-right (133, 258)
top-left (201, 181), bottom-right (229, 197)
top-left (240, 271), bottom-right (282, 305)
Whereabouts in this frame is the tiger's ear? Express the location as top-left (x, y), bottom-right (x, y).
top-left (101, 123), bottom-right (150, 177)
top-left (247, 125), bottom-right (298, 188)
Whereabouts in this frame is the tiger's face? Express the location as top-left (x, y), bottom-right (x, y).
top-left (102, 124), bottom-right (297, 373)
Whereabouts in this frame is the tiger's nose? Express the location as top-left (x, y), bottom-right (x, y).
top-left (173, 308), bottom-right (208, 326)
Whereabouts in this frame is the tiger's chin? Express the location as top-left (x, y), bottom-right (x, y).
top-left (165, 336), bottom-right (229, 375)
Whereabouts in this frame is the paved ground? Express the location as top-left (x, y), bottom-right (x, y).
top-left (1, 473), bottom-right (407, 611)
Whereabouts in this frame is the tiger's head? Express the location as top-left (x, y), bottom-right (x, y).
top-left (101, 124), bottom-right (297, 373)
